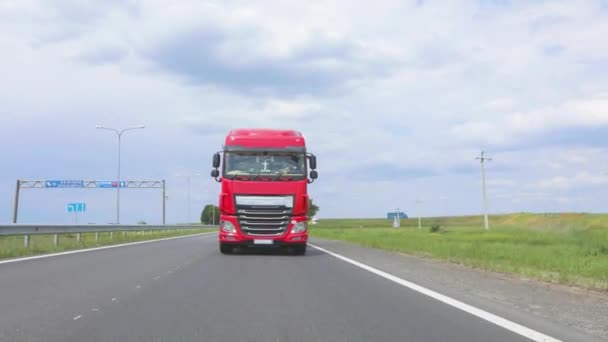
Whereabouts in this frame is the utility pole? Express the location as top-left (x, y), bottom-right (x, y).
top-left (176, 173), bottom-right (201, 225)
top-left (186, 176), bottom-right (191, 225)
top-left (476, 151), bottom-right (492, 230)
top-left (416, 199), bottom-right (423, 229)
top-left (162, 180), bottom-right (166, 225)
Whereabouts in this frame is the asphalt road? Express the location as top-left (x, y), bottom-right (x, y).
top-left (0, 234), bottom-right (593, 342)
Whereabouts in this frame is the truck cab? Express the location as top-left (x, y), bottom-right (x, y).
top-left (210, 129), bottom-right (318, 255)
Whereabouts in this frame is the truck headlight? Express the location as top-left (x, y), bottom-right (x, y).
top-left (292, 221), bottom-right (307, 233)
top-left (220, 220), bottom-right (237, 234)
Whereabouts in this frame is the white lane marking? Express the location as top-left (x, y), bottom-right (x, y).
top-left (309, 243), bottom-right (562, 342)
top-left (111, 298), bottom-right (117, 302)
top-left (0, 232), bottom-right (215, 265)
top-left (91, 308), bottom-right (99, 312)
top-left (73, 315), bottom-right (82, 321)
top-left (136, 285), bottom-right (142, 289)
top-left (154, 276), bottom-right (161, 280)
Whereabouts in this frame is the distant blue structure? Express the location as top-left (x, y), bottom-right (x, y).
top-left (387, 212), bottom-right (408, 220)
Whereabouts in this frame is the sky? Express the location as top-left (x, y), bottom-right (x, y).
top-left (1, 0), bottom-right (608, 224)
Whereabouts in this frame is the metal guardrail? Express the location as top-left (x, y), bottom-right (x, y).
top-left (0, 224), bottom-right (217, 247)
top-left (0, 224), bottom-right (215, 236)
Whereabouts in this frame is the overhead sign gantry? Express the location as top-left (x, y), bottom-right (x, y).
top-left (12, 180), bottom-right (167, 224)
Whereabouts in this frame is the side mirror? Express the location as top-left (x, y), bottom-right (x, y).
top-left (309, 154), bottom-right (317, 170)
top-left (310, 170), bottom-right (318, 179)
top-left (211, 169), bottom-right (219, 178)
top-left (212, 153), bottom-right (221, 168)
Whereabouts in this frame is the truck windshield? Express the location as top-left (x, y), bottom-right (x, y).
top-left (224, 152), bottom-right (306, 180)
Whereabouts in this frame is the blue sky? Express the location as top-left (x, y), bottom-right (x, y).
top-left (1, 0), bottom-right (608, 224)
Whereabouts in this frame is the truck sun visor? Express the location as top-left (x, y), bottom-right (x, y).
top-left (235, 195), bottom-right (294, 208)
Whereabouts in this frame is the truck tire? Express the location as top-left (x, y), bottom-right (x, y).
top-left (219, 244), bottom-right (233, 254)
top-left (293, 244), bottom-right (307, 256)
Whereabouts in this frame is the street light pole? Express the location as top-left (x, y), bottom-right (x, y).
top-left (117, 133), bottom-right (122, 225)
top-left (96, 124), bottom-right (145, 224)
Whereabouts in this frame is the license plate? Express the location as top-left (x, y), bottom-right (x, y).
top-left (253, 239), bottom-right (273, 245)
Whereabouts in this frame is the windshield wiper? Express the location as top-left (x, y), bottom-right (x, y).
top-left (273, 171), bottom-right (305, 181)
top-left (272, 170), bottom-right (287, 181)
top-left (225, 171), bottom-right (250, 180)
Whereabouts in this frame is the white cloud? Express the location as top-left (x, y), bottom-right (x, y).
top-left (450, 94), bottom-right (608, 146)
top-left (1, 0), bottom-right (608, 222)
top-left (538, 172), bottom-right (608, 190)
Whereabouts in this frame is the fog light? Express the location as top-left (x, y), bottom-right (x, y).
top-left (220, 220), bottom-right (237, 234)
top-left (292, 221), bottom-right (307, 233)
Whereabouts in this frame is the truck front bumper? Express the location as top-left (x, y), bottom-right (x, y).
top-left (218, 216), bottom-right (308, 247)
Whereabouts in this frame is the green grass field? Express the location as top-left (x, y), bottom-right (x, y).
top-left (310, 213), bottom-right (608, 290)
top-left (0, 228), bottom-right (215, 260)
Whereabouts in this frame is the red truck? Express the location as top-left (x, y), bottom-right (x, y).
top-left (210, 129), bottom-right (318, 255)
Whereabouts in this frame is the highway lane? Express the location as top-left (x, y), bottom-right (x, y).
top-left (0, 234), bottom-right (580, 342)
top-left (0, 234), bottom-right (215, 341)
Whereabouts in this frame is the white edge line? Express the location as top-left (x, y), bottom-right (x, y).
top-left (308, 243), bottom-right (561, 342)
top-left (73, 315), bottom-right (82, 321)
top-left (0, 232), bottom-right (215, 265)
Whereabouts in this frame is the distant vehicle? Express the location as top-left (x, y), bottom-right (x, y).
top-left (210, 129), bottom-right (318, 255)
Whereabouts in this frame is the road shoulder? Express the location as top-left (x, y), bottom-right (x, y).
top-left (310, 238), bottom-right (608, 342)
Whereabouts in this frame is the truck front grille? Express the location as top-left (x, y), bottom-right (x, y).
top-left (236, 205), bottom-right (292, 236)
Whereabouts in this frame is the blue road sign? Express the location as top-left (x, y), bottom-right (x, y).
top-left (387, 212), bottom-right (408, 220)
top-left (46, 180), bottom-right (84, 188)
top-left (67, 203), bottom-right (86, 213)
top-left (98, 181), bottom-right (127, 188)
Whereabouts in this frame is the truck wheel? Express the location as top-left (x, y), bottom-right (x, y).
top-left (219, 244), bottom-right (233, 254)
top-left (293, 244), bottom-right (307, 256)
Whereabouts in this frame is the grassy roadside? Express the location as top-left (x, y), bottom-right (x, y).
top-left (0, 228), bottom-right (216, 260)
top-left (310, 214), bottom-right (608, 290)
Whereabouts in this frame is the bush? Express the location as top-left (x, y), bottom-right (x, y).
top-left (430, 224), bottom-right (442, 233)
